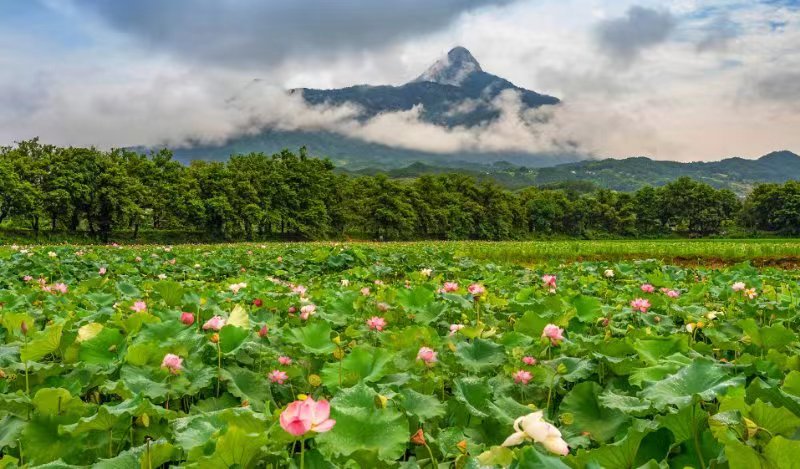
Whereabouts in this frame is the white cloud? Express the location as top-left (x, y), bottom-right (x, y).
top-left (0, 0), bottom-right (798, 162)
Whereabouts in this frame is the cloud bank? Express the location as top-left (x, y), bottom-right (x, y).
top-left (70, 0), bottom-right (513, 69)
top-left (594, 6), bottom-right (677, 65)
top-left (1, 0), bottom-right (799, 163)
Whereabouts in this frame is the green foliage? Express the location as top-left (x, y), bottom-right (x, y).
top-left (7, 139), bottom-right (798, 242)
top-left (0, 243), bottom-right (798, 467)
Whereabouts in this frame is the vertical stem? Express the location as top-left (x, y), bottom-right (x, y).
top-left (216, 342), bottom-right (222, 397)
top-left (424, 442), bottom-right (438, 468)
top-left (18, 439), bottom-right (23, 466)
top-left (338, 348), bottom-right (343, 387)
top-left (300, 436), bottom-right (306, 469)
top-left (146, 438), bottom-right (152, 469)
top-left (692, 404), bottom-right (706, 469)
top-left (23, 333), bottom-right (29, 396)
top-left (109, 429), bottom-right (113, 458)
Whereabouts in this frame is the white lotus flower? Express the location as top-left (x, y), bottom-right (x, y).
top-left (502, 411), bottom-right (569, 456)
top-left (603, 269), bottom-right (615, 278)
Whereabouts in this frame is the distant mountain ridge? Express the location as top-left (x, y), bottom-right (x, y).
top-left (347, 150), bottom-right (800, 195)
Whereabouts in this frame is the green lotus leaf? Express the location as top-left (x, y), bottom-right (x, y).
top-left (399, 388), bottom-right (446, 421)
top-left (749, 399), bottom-right (800, 437)
top-left (321, 345), bottom-right (392, 390)
top-left (218, 324), bottom-right (250, 354)
top-left (456, 338), bottom-right (505, 373)
top-left (287, 321), bottom-right (336, 354)
top-left (453, 376), bottom-right (492, 418)
top-left (221, 365), bottom-right (271, 411)
top-left (511, 446), bottom-right (571, 469)
top-left (78, 327), bottom-right (124, 365)
top-left (560, 382), bottom-right (629, 442)
top-left (316, 382), bottom-right (409, 463)
top-left (94, 438), bottom-right (178, 469)
top-left (153, 281), bottom-right (185, 307)
top-left (641, 359), bottom-right (743, 410)
top-left (572, 295), bottom-right (603, 323)
top-left (21, 322), bottom-right (64, 362)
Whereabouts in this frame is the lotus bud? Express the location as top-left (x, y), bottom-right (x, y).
top-left (410, 429), bottom-right (426, 446)
top-left (457, 440), bottom-right (468, 454)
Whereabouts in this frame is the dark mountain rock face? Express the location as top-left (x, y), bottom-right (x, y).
top-left (298, 46), bottom-right (559, 127)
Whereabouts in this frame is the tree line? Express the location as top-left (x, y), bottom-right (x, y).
top-left (1, 139), bottom-right (798, 241)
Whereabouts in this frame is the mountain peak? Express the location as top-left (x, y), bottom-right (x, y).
top-left (414, 46), bottom-right (483, 86)
top-left (758, 150), bottom-right (800, 162)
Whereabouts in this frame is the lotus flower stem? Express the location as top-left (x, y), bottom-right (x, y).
top-left (300, 436), bottom-right (306, 469)
top-left (424, 442), bottom-right (438, 467)
top-left (691, 404), bottom-right (705, 469)
top-left (22, 332), bottom-right (29, 396)
top-left (216, 342), bottom-right (222, 397)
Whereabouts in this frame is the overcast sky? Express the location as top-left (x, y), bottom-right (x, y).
top-left (1, 0), bottom-right (798, 161)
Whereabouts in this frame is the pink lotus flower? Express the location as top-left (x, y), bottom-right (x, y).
top-left (268, 370), bottom-right (288, 384)
top-left (98, 267), bottom-right (107, 275)
top-left (449, 324), bottom-right (465, 336)
top-left (665, 289), bottom-right (680, 298)
top-left (130, 300), bottom-right (147, 313)
top-left (522, 356), bottom-right (537, 366)
top-left (279, 397), bottom-right (336, 437)
top-left (374, 280), bottom-right (384, 286)
top-left (513, 370), bottom-right (533, 385)
top-left (52, 283), bottom-right (68, 294)
top-left (366, 316), bottom-right (387, 331)
top-left (292, 285), bottom-right (307, 296)
top-left (288, 305), bottom-right (297, 314)
top-left (641, 284), bottom-right (655, 293)
top-left (468, 283), bottom-right (486, 298)
top-left (630, 298), bottom-right (651, 313)
top-left (278, 356), bottom-right (292, 366)
top-left (542, 275), bottom-right (557, 292)
top-left (180, 312), bottom-right (195, 326)
top-left (441, 282), bottom-right (459, 293)
top-left (300, 304), bottom-right (316, 320)
top-left (376, 302), bottom-right (390, 312)
top-left (203, 315), bottom-right (226, 331)
top-left (542, 324), bottom-right (564, 345)
top-left (23, 275), bottom-right (33, 282)
top-left (731, 282), bottom-right (746, 292)
top-left (417, 347), bottom-right (437, 364)
top-left (258, 325), bottom-right (269, 338)
top-left (161, 353), bottom-right (182, 374)
top-left (360, 287), bottom-right (371, 296)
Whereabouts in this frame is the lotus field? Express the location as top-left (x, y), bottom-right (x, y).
top-left (2, 243), bottom-right (800, 468)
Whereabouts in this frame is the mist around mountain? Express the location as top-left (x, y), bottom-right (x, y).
top-left (171, 46), bottom-right (571, 168)
top-left (163, 46), bottom-right (799, 194)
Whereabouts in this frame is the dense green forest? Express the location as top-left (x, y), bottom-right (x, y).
top-left (1, 139), bottom-right (799, 242)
